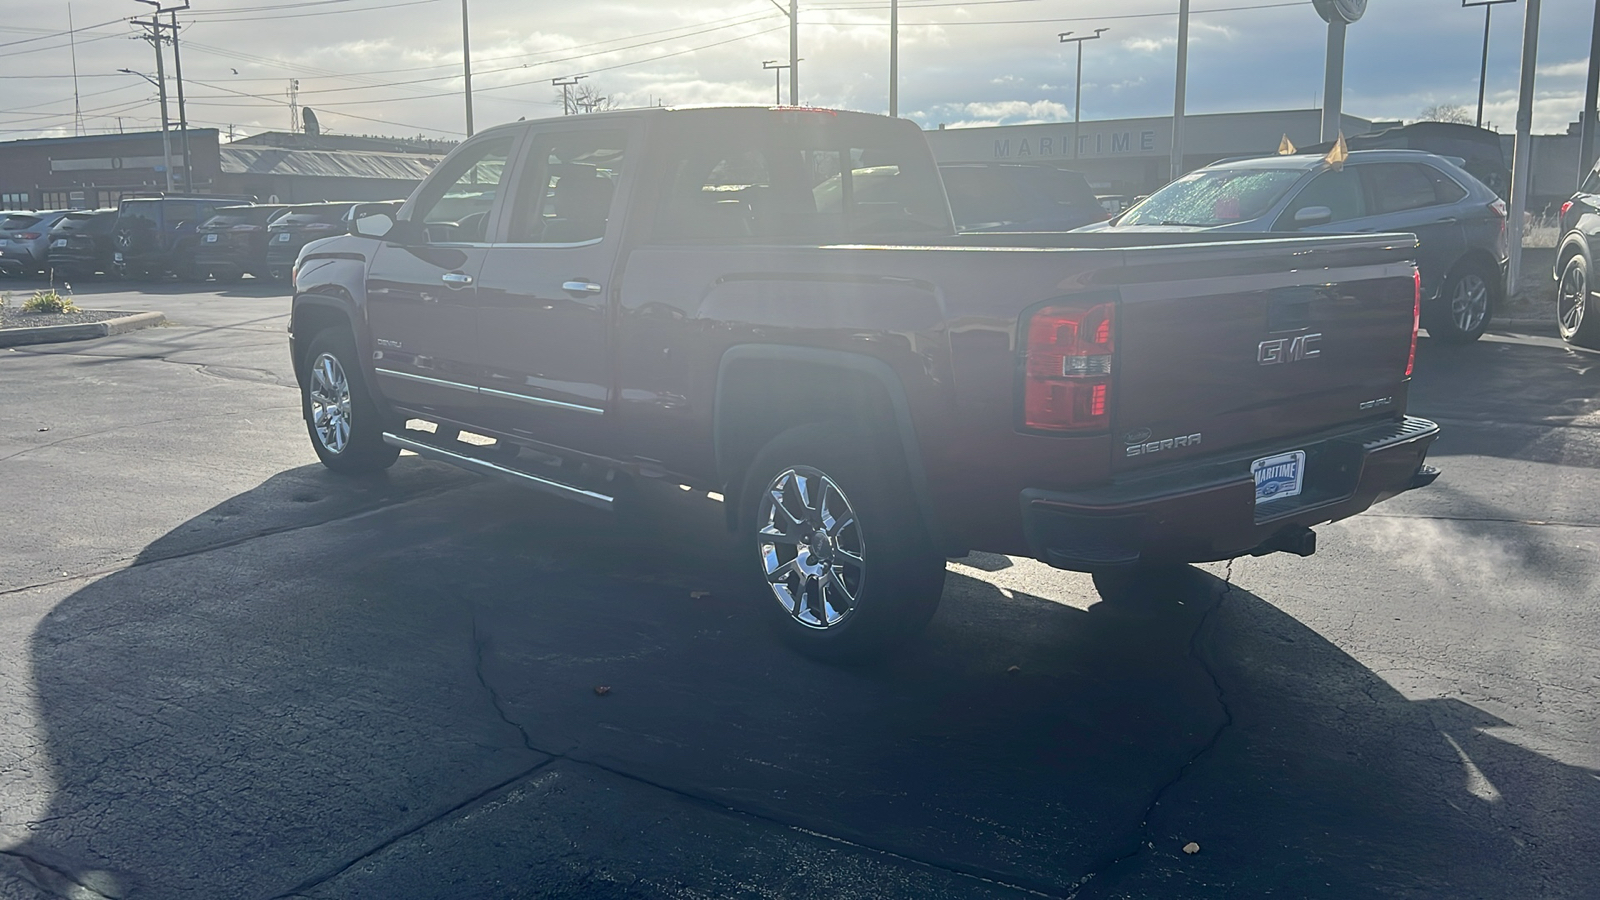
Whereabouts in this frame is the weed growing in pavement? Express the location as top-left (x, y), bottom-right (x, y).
top-left (22, 290), bottom-right (80, 314)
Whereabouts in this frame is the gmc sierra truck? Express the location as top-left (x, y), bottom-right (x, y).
top-left (288, 106), bottom-right (1440, 661)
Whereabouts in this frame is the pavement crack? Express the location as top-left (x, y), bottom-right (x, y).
top-left (1066, 569), bottom-right (1237, 899)
top-left (261, 758), bottom-right (556, 900)
top-left (1364, 512), bottom-right (1600, 529)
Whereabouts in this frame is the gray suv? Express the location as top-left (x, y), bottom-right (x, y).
top-left (0, 210), bottom-right (72, 278)
top-left (1086, 149), bottom-right (1509, 342)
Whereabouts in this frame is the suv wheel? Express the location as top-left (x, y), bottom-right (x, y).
top-left (302, 329), bottom-right (400, 475)
top-left (740, 422), bottom-right (945, 663)
top-left (1427, 261), bottom-right (1498, 344)
top-left (1558, 253), bottom-right (1600, 348)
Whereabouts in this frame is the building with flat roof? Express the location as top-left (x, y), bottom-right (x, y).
top-left (925, 109), bottom-right (1390, 197)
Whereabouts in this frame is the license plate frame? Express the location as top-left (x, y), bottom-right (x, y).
top-left (1252, 450), bottom-right (1306, 504)
top-left (204, 233), bottom-right (219, 243)
top-left (275, 233), bottom-right (292, 242)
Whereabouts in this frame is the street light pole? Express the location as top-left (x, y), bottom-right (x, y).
top-left (1058, 28), bottom-right (1108, 161)
top-left (1463, 1), bottom-right (1517, 129)
top-left (1172, 0), bottom-right (1189, 181)
top-left (168, 7), bottom-right (191, 190)
top-left (462, 0), bottom-right (474, 136)
top-left (763, 60), bottom-right (792, 106)
top-left (120, 67), bottom-right (172, 192)
top-left (890, 0), bottom-right (898, 116)
top-left (1507, 0), bottom-right (1542, 291)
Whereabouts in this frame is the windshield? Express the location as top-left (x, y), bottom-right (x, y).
top-left (1118, 168), bottom-right (1306, 227)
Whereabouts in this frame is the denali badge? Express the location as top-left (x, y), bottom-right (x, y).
top-left (1259, 332), bottom-right (1322, 365)
top-left (376, 338), bottom-right (403, 349)
top-left (1359, 395), bottom-right (1394, 411)
top-left (1126, 432), bottom-right (1202, 458)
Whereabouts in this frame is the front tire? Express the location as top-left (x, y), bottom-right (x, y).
top-left (740, 422), bottom-right (945, 663)
top-left (1558, 253), bottom-right (1600, 349)
top-left (301, 329), bottom-right (400, 475)
top-left (1426, 260), bottom-right (1498, 344)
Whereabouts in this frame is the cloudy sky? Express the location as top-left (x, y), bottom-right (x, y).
top-left (1, 0), bottom-right (1594, 143)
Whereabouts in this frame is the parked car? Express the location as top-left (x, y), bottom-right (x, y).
top-left (939, 163), bottom-right (1110, 232)
top-left (0, 210), bottom-right (72, 277)
top-left (112, 195), bottom-right (250, 280)
top-left (1085, 150), bottom-right (1508, 343)
top-left (288, 106), bottom-right (1439, 663)
top-left (192, 205), bottom-right (289, 282)
top-left (265, 203), bottom-right (356, 281)
top-left (1555, 156), bottom-right (1600, 348)
top-left (46, 208), bottom-right (120, 278)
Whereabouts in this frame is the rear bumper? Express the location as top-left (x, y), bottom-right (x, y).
top-left (1021, 416), bottom-right (1440, 571)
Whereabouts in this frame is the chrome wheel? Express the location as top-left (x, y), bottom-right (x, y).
top-left (1451, 273), bottom-right (1490, 333)
top-left (1558, 258), bottom-right (1587, 338)
top-left (757, 466), bottom-right (866, 629)
top-left (308, 351), bottom-right (352, 455)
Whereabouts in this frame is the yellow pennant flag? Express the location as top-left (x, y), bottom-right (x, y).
top-left (1324, 132), bottom-right (1349, 170)
top-left (1278, 134), bottom-right (1297, 155)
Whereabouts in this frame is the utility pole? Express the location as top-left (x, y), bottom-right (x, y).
top-left (768, 0), bottom-right (797, 104)
top-left (1507, 0), bottom-right (1541, 290)
top-left (126, 31), bottom-right (173, 191)
top-left (168, 6), bottom-right (192, 190)
top-left (889, 0), bottom-right (898, 116)
top-left (763, 60), bottom-right (791, 106)
top-left (1580, 0), bottom-right (1600, 183)
top-left (461, 0), bottom-right (474, 136)
top-left (553, 76), bottom-right (584, 116)
top-left (1463, 1), bottom-right (1516, 129)
top-left (69, 4), bottom-right (84, 136)
top-left (1172, 0), bottom-right (1189, 181)
top-left (1059, 28), bottom-right (1108, 161)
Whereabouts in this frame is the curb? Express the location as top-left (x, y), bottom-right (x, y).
top-left (0, 311), bottom-right (165, 348)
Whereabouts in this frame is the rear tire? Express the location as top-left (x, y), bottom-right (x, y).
top-left (301, 329), bottom-right (400, 475)
top-left (1426, 260), bottom-right (1498, 344)
top-left (1557, 253), bottom-right (1600, 349)
top-left (739, 421), bottom-right (945, 663)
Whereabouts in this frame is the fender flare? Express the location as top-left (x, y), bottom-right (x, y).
top-left (714, 344), bottom-right (958, 554)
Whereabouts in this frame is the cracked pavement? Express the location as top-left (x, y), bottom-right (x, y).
top-left (1, 283), bottom-right (1597, 898)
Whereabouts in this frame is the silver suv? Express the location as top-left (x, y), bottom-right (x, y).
top-left (0, 210), bottom-right (72, 278)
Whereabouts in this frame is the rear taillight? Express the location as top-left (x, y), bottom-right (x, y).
top-left (1023, 302), bottom-right (1115, 433)
top-left (16, 232), bottom-right (39, 240)
top-left (1406, 269), bottom-right (1420, 378)
top-left (1561, 200), bottom-right (1574, 220)
top-left (1489, 199), bottom-right (1507, 219)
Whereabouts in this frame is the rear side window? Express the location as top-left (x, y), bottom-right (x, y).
top-left (653, 114), bottom-right (949, 241)
top-left (164, 201), bottom-right (202, 225)
top-left (510, 130), bottom-right (627, 244)
top-left (1363, 164), bottom-right (1443, 215)
top-left (118, 202), bottom-right (161, 226)
top-left (1425, 167), bottom-right (1469, 204)
top-left (1282, 168), bottom-right (1366, 225)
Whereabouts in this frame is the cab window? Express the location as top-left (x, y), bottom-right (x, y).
top-left (409, 136), bottom-right (513, 243)
top-left (509, 129), bottom-right (627, 244)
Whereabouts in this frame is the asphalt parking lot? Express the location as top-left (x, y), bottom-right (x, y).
top-left (1, 280), bottom-right (1597, 899)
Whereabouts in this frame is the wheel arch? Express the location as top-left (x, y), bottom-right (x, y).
top-left (290, 292), bottom-right (358, 387)
top-left (713, 345), bottom-right (955, 554)
top-left (1556, 233), bottom-right (1590, 283)
top-left (1447, 247), bottom-right (1508, 299)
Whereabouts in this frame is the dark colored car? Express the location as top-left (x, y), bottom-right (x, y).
top-left (939, 163), bottom-right (1110, 232)
top-left (287, 106), bottom-right (1439, 663)
top-left (1555, 156), bottom-right (1600, 348)
top-left (112, 195), bottom-right (250, 281)
top-left (192, 205), bottom-right (289, 282)
top-left (265, 203), bottom-right (356, 281)
top-left (1084, 149), bottom-right (1508, 343)
top-left (46, 208), bottom-right (120, 278)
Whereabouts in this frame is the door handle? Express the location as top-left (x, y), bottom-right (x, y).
top-left (562, 281), bottom-right (603, 294)
top-left (441, 272), bottom-right (474, 288)
top-left (1430, 217), bottom-right (1458, 225)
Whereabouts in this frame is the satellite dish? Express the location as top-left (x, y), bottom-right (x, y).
top-left (1312, 0), bottom-right (1368, 24)
top-left (302, 107), bottom-right (321, 137)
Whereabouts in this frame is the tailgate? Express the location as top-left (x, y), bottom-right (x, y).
top-left (1111, 234), bottom-right (1418, 473)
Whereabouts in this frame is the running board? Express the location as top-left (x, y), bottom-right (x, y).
top-left (382, 431), bottom-right (614, 511)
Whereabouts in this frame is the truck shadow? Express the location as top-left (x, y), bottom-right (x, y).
top-left (6, 471), bottom-right (1597, 898)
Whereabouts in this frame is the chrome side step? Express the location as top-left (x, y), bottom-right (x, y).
top-left (382, 431), bottom-right (614, 511)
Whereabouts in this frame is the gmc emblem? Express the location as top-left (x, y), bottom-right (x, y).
top-left (1259, 333), bottom-right (1322, 365)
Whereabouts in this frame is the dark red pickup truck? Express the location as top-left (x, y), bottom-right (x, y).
top-left (289, 106), bottom-right (1439, 660)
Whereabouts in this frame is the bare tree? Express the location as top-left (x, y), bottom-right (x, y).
top-left (572, 83), bottom-right (616, 114)
top-left (1416, 104), bottom-right (1474, 125)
